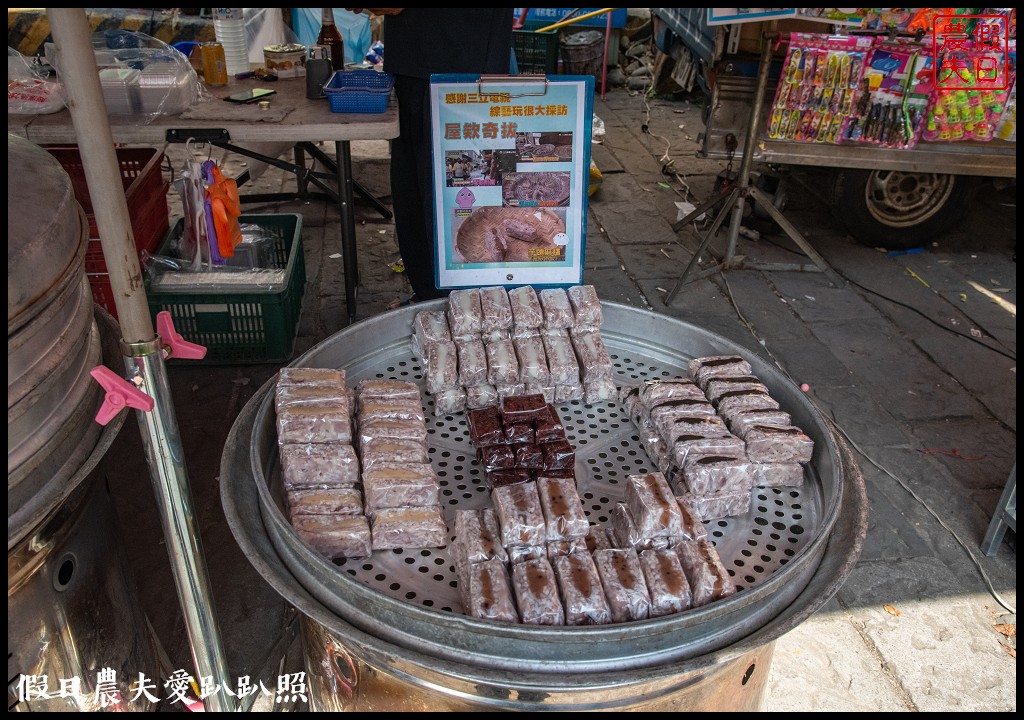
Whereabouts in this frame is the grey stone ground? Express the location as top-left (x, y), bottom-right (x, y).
top-left (105, 83), bottom-right (1015, 711)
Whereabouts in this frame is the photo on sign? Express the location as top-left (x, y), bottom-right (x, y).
top-left (444, 149), bottom-right (499, 187)
top-left (515, 131), bottom-right (574, 162)
top-left (501, 172), bottom-right (571, 207)
top-left (452, 207), bottom-right (567, 264)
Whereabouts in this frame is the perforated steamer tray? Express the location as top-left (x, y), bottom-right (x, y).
top-left (250, 301), bottom-right (843, 672)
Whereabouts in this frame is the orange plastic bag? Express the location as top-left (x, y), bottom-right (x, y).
top-left (205, 163), bottom-right (242, 257)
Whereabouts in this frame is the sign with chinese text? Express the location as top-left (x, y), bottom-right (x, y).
top-left (933, 14), bottom-right (1011, 90)
top-left (430, 75), bottom-right (593, 289)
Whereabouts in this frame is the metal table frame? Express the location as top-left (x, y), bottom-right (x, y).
top-left (9, 77), bottom-right (399, 323)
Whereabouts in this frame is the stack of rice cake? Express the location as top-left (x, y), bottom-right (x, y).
top-left (412, 285), bottom-right (617, 416)
top-left (276, 367), bottom-right (371, 559)
top-left (355, 379), bottom-right (447, 551)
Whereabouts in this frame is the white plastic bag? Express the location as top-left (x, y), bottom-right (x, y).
top-left (8, 47), bottom-right (65, 114)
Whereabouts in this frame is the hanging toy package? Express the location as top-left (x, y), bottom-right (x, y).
top-left (766, 33), bottom-right (873, 145)
top-left (921, 37), bottom-right (1016, 143)
top-left (844, 41), bottom-right (932, 149)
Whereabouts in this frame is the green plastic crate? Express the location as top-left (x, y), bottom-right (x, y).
top-left (147, 213), bottom-right (306, 364)
top-left (512, 29), bottom-right (559, 75)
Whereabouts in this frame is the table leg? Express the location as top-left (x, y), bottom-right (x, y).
top-left (336, 140), bottom-right (359, 323)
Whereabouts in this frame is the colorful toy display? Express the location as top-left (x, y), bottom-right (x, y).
top-left (766, 33), bottom-right (873, 144)
top-left (845, 42), bottom-right (932, 148)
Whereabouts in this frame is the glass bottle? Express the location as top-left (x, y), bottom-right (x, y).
top-left (316, 8), bottom-right (346, 72)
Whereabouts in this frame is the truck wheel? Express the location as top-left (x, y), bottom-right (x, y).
top-left (831, 169), bottom-right (979, 251)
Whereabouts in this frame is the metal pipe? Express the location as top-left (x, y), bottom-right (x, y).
top-left (46, 8), bottom-right (153, 344)
top-left (123, 339), bottom-right (236, 712)
top-left (724, 25), bottom-right (775, 262)
top-left (46, 9), bottom-right (235, 710)
top-left (601, 10), bottom-right (612, 98)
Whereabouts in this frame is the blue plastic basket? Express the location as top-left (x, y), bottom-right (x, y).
top-left (323, 69), bottom-right (395, 113)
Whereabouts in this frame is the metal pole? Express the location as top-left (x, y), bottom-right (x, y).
top-left (46, 9), bottom-right (236, 711)
top-left (723, 23), bottom-right (776, 262)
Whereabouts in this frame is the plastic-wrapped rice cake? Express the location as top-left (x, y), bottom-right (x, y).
top-left (674, 538), bottom-right (736, 607)
top-left (625, 472), bottom-right (685, 539)
top-left (492, 482), bottom-right (546, 548)
top-left (285, 485), bottom-right (363, 521)
top-left (453, 507), bottom-right (509, 564)
top-left (413, 310), bottom-right (451, 353)
top-left (553, 552), bottom-right (612, 625)
top-left (362, 462), bottom-right (439, 511)
top-left (744, 424), bottom-right (814, 464)
top-left (536, 475), bottom-right (588, 541)
top-left (593, 548), bottom-right (652, 622)
top-left (508, 286), bottom-right (544, 335)
top-left (479, 286), bottom-right (513, 334)
top-left (292, 515), bottom-right (371, 559)
top-left (511, 557), bottom-right (564, 625)
top-left (639, 547), bottom-right (693, 616)
top-left (570, 331), bottom-right (613, 383)
top-left (278, 367), bottom-right (346, 388)
top-left (280, 443), bottom-right (359, 489)
top-left (359, 436), bottom-right (430, 469)
top-left (541, 332), bottom-right (580, 386)
top-left (538, 288), bottom-right (575, 330)
top-left (277, 406), bottom-right (352, 445)
top-left (356, 378), bottom-right (420, 402)
top-left (448, 288), bottom-right (483, 338)
top-left (455, 338), bottom-right (488, 387)
top-left (424, 341), bottom-right (459, 394)
top-left (370, 505), bottom-right (447, 550)
top-left (567, 284), bottom-right (602, 328)
top-left (689, 356), bottom-right (754, 389)
top-left (461, 559), bottom-right (518, 623)
top-left (485, 338), bottom-right (520, 386)
top-left (275, 386), bottom-right (351, 414)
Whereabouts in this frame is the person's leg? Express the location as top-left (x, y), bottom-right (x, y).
top-left (391, 75), bottom-right (447, 300)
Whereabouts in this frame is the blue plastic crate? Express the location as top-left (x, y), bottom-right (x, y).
top-left (323, 69), bottom-right (395, 113)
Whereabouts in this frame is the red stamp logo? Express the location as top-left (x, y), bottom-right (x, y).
top-left (932, 14), bottom-right (1010, 90)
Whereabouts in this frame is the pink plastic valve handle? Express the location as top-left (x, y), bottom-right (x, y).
top-left (157, 311), bottom-right (207, 360)
top-left (90, 366), bottom-right (155, 425)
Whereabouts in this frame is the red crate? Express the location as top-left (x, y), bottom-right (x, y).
top-left (45, 146), bottom-right (170, 318)
top-left (45, 146), bottom-right (167, 237)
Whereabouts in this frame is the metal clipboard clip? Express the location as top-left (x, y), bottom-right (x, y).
top-left (477, 74), bottom-right (549, 99)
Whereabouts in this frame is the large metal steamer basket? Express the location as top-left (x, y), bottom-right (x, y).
top-left (224, 300), bottom-right (866, 710)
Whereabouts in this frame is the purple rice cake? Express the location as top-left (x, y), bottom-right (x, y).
top-left (534, 404), bottom-right (567, 444)
top-left (546, 538), bottom-right (588, 561)
top-left (570, 332), bottom-right (613, 383)
top-left (703, 376), bottom-right (771, 406)
top-left (639, 547), bottom-right (693, 616)
top-left (357, 417), bottom-right (428, 445)
top-left (541, 440), bottom-right (575, 472)
top-left (278, 367), bottom-right (346, 388)
top-left (715, 391), bottom-right (781, 420)
top-left (479, 286), bottom-right (514, 334)
top-left (567, 284), bottom-right (602, 329)
top-left (676, 456), bottom-right (757, 496)
top-left (536, 476), bottom-right (589, 541)
top-left (683, 490), bottom-right (752, 521)
top-left (275, 386), bottom-right (351, 414)
top-left (726, 408), bottom-right (792, 439)
top-left (485, 338), bottom-right (520, 386)
top-left (292, 514), bottom-right (371, 559)
top-left (511, 557), bottom-right (565, 625)
top-left (358, 434), bottom-right (430, 467)
top-left (361, 462), bottom-right (439, 511)
top-left (285, 485), bottom-right (364, 521)
top-left (512, 443), bottom-right (544, 470)
top-left (432, 387), bottom-right (467, 417)
top-left (447, 288), bottom-right (483, 339)
top-left (455, 338), bottom-right (488, 387)
top-left (356, 397), bottom-right (425, 425)
top-left (507, 544), bottom-right (546, 565)
top-left (461, 558), bottom-right (519, 623)
top-left (487, 468), bottom-right (532, 488)
top-left (754, 462), bottom-right (805, 487)
top-left (744, 425), bottom-right (814, 464)
top-left (554, 383), bottom-right (584, 403)
top-left (542, 332), bottom-right (581, 386)
top-left (538, 288), bottom-right (575, 331)
top-left (492, 481), bottom-right (546, 548)
top-left (356, 378), bottom-right (420, 403)
top-left (638, 379), bottom-right (706, 409)
top-left (478, 443), bottom-right (515, 472)
top-left (503, 420), bottom-right (535, 445)
top-left (593, 548), bottom-right (652, 622)
top-left (609, 503), bottom-right (669, 552)
top-left (500, 392), bottom-right (549, 423)
top-left (369, 505), bottom-right (448, 550)
top-left (413, 310), bottom-right (451, 353)
top-left (424, 341), bottom-right (459, 394)
top-left (280, 443), bottom-right (359, 489)
top-left (453, 507), bottom-right (509, 564)
top-left (513, 335), bottom-right (551, 385)
top-left (508, 286), bottom-right (544, 336)
top-left (465, 384), bottom-right (499, 410)
top-left (277, 406), bottom-right (352, 445)
top-left (688, 355), bottom-right (754, 390)
top-left (669, 433), bottom-right (747, 470)
top-left (675, 495), bottom-right (710, 542)
top-left (673, 538), bottom-right (737, 607)
top-left (624, 472), bottom-right (686, 539)
top-left (553, 552), bottom-right (613, 625)
top-left (584, 376), bottom-right (617, 404)
top-left (646, 400), bottom-right (717, 427)
top-left (583, 524), bottom-right (615, 553)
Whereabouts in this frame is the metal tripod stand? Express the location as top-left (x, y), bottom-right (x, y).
top-left (665, 27), bottom-right (843, 305)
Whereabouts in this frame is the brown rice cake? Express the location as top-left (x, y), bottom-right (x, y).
top-left (511, 557), bottom-right (565, 625)
top-left (536, 476), bottom-right (589, 541)
top-left (673, 538), bottom-right (736, 607)
top-left (280, 443), bottom-right (359, 489)
top-left (553, 552), bottom-right (612, 625)
top-left (625, 472), bottom-right (685, 539)
top-left (593, 548), bottom-right (652, 622)
top-left (639, 547), bottom-right (693, 616)
top-left (292, 514), bottom-right (371, 559)
top-left (369, 505), bottom-right (448, 550)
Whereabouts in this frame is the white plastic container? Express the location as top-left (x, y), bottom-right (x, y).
top-left (213, 8), bottom-right (249, 77)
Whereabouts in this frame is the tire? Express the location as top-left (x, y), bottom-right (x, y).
top-left (830, 168), bottom-right (980, 251)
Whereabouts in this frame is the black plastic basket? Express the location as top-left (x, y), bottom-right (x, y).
top-left (512, 30), bottom-right (559, 75)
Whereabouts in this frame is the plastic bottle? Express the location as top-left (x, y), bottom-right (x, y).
top-left (317, 8), bottom-right (346, 72)
top-left (213, 8), bottom-right (249, 77)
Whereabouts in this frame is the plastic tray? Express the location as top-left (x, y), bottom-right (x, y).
top-left (323, 69), bottom-right (395, 113)
top-left (513, 30), bottom-right (560, 75)
top-left (147, 213), bottom-right (306, 364)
